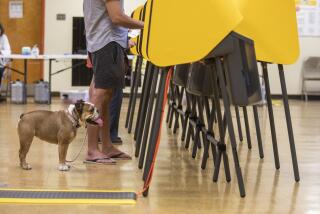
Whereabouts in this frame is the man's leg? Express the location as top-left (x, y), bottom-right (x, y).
top-left (88, 80), bottom-right (130, 160)
top-left (109, 87), bottom-right (123, 142)
top-left (88, 42), bottom-right (131, 159)
top-left (86, 80), bottom-right (114, 163)
top-left (101, 89), bottom-right (130, 159)
top-left (100, 88), bottom-right (114, 149)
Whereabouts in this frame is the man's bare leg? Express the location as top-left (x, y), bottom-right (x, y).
top-left (100, 89), bottom-right (131, 159)
top-left (86, 81), bottom-right (114, 163)
top-left (87, 80), bottom-right (130, 161)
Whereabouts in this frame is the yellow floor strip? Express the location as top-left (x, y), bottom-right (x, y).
top-left (0, 189), bottom-right (137, 205)
top-left (0, 198), bottom-right (136, 205)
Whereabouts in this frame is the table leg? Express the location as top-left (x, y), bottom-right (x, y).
top-left (48, 59), bottom-right (53, 105)
top-left (23, 59), bottom-right (28, 104)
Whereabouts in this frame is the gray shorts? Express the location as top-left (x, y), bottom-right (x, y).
top-left (91, 42), bottom-right (127, 89)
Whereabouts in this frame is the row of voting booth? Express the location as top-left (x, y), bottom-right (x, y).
top-left (126, 0), bottom-right (300, 197)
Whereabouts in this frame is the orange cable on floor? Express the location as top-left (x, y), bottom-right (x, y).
top-left (137, 67), bottom-right (173, 197)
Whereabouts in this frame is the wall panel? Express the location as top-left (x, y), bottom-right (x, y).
top-left (0, 0), bottom-right (44, 83)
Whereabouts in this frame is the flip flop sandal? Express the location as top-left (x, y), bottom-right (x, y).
top-left (83, 157), bottom-right (116, 165)
top-left (108, 152), bottom-right (132, 160)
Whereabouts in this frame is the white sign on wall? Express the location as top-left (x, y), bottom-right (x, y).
top-left (9, 0), bottom-right (24, 19)
top-left (296, 0), bottom-right (320, 36)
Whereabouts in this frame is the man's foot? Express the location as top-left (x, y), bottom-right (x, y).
top-left (111, 137), bottom-right (123, 145)
top-left (85, 150), bottom-right (116, 164)
top-left (83, 157), bottom-right (116, 165)
top-left (103, 146), bottom-right (132, 160)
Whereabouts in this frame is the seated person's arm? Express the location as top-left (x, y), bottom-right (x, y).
top-left (105, 0), bottom-right (144, 29)
top-left (1, 35), bottom-right (11, 55)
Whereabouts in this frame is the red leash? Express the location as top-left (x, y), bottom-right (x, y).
top-left (137, 67), bottom-right (173, 196)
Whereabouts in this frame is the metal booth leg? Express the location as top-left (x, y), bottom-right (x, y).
top-left (134, 63), bottom-right (154, 157)
top-left (181, 92), bottom-right (192, 141)
top-left (253, 105), bottom-right (264, 159)
top-left (235, 106), bottom-right (244, 142)
top-left (168, 85), bottom-right (177, 129)
top-left (261, 62), bottom-right (280, 170)
top-left (211, 73), bottom-right (231, 183)
top-left (278, 64), bottom-right (300, 182)
top-left (243, 106), bottom-right (252, 149)
top-left (185, 95), bottom-right (196, 149)
top-left (125, 57), bottom-right (138, 128)
top-left (138, 66), bottom-right (159, 167)
top-left (134, 62), bottom-right (151, 140)
top-left (166, 80), bottom-right (174, 123)
top-left (191, 96), bottom-right (205, 159)
top-left (127, 57), bottom-right (143, 133)
top-left (133, 62), bottom-right (152, 141)
top-left (214, 58), bottom-right (245, 197)
top-left (173, 87), bottom-right (184, 134)
top-left (143, 68), bottom-right (169, 182)
top-left (126, 56), bottom-right (143, 130)
top-left (201, 97), bottom-right (217, 170)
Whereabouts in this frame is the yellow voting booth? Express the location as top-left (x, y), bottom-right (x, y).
top-left (130, 5), bottom-right (143, 56)
top-left (234, 0), bottom-right (300, 64)
top-left (234, 0), bottom-right (300, 184)
top-left (127, 0), bottom-right (300, 199)
top-left (131, 0), bottom-right (243, 67)
top-left (131, 0), bottom-right (300, 66)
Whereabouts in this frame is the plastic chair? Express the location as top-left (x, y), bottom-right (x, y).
top-left (301, 57), bottom-right (320, 101)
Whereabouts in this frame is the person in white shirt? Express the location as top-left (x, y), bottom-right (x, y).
top-left (0, 23), bottom-right (11, 102)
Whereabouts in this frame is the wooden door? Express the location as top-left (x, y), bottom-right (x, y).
top-left (0, 0), bottom-right (44, 83)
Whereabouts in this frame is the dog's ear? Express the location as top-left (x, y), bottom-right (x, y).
top-left (74, 101), bottom-right (84, 116)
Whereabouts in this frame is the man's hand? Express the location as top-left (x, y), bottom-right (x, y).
top-left (105, 0), bottom-right (144, 29)
top-left (128, 40), bottom-right (137, 48)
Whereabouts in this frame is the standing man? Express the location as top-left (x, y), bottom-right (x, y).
top-left (83, 0), bottom-right (143, 164)
top-left (86, 51), bottom-right (124, 145)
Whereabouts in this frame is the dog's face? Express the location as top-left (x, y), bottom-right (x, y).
top-left (70, 100), bottom-right (103, 126)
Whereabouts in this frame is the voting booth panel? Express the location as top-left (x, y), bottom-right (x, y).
top-left (186, 62), bottom-right (215, 98)
top-left (234, 0), bottom-right (300, 64)
top-left (207, 32), bottom-right (262, 106)
top-left (172, 64), bottom-right (190, 87)
top-left (131, 0), bottom-right (243, 67)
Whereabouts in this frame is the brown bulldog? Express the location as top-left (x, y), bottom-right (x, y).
top-left (17, 100), bottom-right (103, 171)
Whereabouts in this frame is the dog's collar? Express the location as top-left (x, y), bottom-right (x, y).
top-left (65, 110), bottom-right (80, 128)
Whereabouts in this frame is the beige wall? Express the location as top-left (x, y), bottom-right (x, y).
top-left (44, 0), bottom-right (146, 91)
top-left (267, 37), bottom-right (320, 95)
top-left (44, 0), bottom-right (84, 91)
top-left (44, 0), bottom-right (320, 94)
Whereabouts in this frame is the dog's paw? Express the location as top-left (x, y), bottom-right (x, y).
top-left (57, 164), bottom-right (71, 171)
top-left (21, 163), bottom-right (32, 170)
